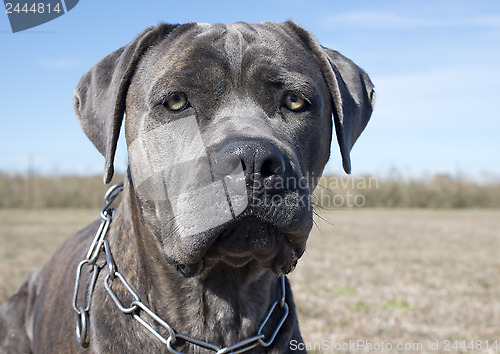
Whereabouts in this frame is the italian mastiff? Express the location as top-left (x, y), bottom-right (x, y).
top-left (0, 21), bottom-right (374, 353)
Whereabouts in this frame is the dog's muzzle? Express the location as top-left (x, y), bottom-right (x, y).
top-left (168, 139), bottom-right (311, 277)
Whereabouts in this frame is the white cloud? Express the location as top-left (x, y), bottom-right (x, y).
top-left (371, 65), bottom-right (500, 127)
top-left (324, 12), bottom-right (500, 30)
top-left (37, 58), bottom-right (81, 68)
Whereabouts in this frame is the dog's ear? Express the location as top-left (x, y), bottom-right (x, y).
top-left (73, 24), bottom-right (183, 184)
top-left (284, 21), bottom-right (375, 174)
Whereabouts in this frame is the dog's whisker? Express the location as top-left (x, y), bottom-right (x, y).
top-left (313, 210), bottom-right (334, 226)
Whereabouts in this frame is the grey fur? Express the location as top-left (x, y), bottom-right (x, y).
top-left (0, 21), bottom-right (374, 353)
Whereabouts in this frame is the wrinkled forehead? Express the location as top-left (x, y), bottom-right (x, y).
top-left (135, 22), bottom-right (317, 88)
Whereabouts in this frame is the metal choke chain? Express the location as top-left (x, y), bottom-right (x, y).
top-left (72, 182), bottom-right (289, 353)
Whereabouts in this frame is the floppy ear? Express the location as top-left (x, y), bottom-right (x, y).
top-left (73, 24), bottom-right (183, 184)
top-left (284, 21), bottom-right (375, 174)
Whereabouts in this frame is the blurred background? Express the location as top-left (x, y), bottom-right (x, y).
top-left (1, 1), bottom-right (499, 351)
top-left (1, 0), bottom-right (500, 208)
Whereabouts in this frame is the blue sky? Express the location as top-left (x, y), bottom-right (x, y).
top-left (1, 0), bottom-right (499, 180)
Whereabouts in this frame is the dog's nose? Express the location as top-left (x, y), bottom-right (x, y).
top-left (214, 140), bottom-right (286, 192)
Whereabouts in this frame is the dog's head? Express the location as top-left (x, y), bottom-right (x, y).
top-left (74, 22), bottom-right (374, 277)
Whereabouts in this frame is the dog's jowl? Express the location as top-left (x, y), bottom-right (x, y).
top-left (0, 21), bottom-right (374, 353)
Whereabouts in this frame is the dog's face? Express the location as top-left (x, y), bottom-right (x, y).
top-left (73, 22), bottom-right (375, 277)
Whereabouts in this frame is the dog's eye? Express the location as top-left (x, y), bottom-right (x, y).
top-left (283, 93), bottom-right (308, 112)
top-left (164, 93), bottom-right (189, 111)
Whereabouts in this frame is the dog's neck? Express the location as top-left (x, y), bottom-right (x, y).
top-left (107, 179), bottom-right (282, 347)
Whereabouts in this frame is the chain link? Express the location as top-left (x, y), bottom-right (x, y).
top-left (72, 182), bottom-right (289, 353)
top-left (72, 182), bottom-right (123, 346)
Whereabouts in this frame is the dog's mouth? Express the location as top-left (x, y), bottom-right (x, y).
top-left (170, 215), bottom-right (307, 278)
top-left (204, 216), bottom-right (306, 274)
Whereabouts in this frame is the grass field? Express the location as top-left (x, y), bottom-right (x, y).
top-left (1, 208), bottom-right (499, 353)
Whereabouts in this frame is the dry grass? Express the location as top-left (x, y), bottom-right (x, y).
top-left (0, 209), bottom-right (98, 301)
top-left (289, 209), bottom-right (500, 353)
top-left (1, 173), bottom-right (500, 208)
top-left (1, 208), bottom-right (499, 353)
top-left (0, 173), bottom-right (124, 208)
top-left (315, 175), bottom-right (500, 209)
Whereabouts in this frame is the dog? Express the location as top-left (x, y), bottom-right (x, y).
top-left (0, 21), bottom-right (374, 353)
